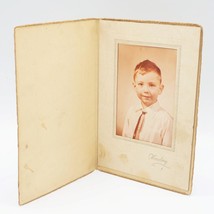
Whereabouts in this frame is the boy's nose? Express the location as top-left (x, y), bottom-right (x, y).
top-left (142, 85), bottom-right (149, 92)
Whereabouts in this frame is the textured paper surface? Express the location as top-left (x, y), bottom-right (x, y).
top-left (15, 20), bottom-right (98, 204)
top-left (98, 19), bottom-right (202, 193)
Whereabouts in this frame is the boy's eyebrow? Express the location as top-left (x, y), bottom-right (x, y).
top-left (137, 80), bottom-right (159, 83)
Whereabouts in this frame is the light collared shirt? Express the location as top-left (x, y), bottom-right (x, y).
top-left (122, 102), bottom-right (173, 147)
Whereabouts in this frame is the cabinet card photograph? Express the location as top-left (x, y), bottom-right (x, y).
top-left (116, 43), bottom-right (178, 148)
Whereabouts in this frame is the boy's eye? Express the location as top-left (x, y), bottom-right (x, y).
top-left (137, 82), bottom-right (157, 87)
top-left (149, 83), bottom-right (156, 87)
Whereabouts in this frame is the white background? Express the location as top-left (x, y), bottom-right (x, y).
top-left (0, 0), bottom-right (213, 213)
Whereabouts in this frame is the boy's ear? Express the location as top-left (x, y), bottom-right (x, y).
top-left (132, 81), bottom-right (136, 88)
top-left (159, 84), bottom-right (164, 94)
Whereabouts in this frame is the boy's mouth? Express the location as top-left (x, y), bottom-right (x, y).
top-left (142, 95), bottom-right (151, 99)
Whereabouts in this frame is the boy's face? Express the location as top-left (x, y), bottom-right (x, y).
top-left (133, 71), bottom-right (164, 107)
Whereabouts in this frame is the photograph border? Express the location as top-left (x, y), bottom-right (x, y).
top-left (113, 39), bottom-right (181, 152)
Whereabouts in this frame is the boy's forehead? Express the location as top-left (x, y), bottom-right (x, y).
top-left (135, 71), bottom-right (161, 81)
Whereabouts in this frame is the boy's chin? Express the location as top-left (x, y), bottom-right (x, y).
top-left (141, 100), bottom-right (155, 108)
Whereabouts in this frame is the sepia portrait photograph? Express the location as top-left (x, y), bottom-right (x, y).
top-left (116, 43), bottom-right (178, 148)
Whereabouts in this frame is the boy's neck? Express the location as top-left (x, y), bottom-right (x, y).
top-left (141, 101), bottom-right (158, 109)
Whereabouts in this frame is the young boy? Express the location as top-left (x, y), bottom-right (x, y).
top-left (122, 59), bottom-right (173, 147)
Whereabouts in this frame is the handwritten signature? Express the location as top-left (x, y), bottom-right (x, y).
top-left (148, 153), bottom-right (170, 170)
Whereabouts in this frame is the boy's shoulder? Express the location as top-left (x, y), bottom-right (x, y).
top-left (146, 102), bottom-right (173, 121)
top-left (127, 104), bottom-right (142, 114)
top-left (157, 106), bottom-right (173, 121)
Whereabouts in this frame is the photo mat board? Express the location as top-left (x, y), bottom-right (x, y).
top-left (98, 19), bottom-right (202, 194)
top-left (15, 18), bottom-right (203, 205)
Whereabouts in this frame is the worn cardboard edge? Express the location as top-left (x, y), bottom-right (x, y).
top-left (96, 20), bottom-right (100, 170)
top-left (14, 18), bottom-right (99, 30)
top-left (187, 26), bottom-right (203, 195)
top-left (14, 18), bottom-right (202, 30)
top-left (18, 169), bottom-right (95, 205)
top-left (101, 18), bottom-right (202, 28)
top-left (97, 166), bottom-right (190, 195)
top-left (14, 25), bottom-right (21, 206)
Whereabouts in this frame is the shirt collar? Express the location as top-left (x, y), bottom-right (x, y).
top-left (135, 101), bottom-right (160, 113)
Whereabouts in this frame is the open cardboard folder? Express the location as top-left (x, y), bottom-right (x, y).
top-left (15, 18), bottom-right (203, 205)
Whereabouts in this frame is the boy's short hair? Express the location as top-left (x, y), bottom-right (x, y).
top-left (133, 59), bottom-right (162, 82)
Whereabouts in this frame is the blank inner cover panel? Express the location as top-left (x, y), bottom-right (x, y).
top-left (15, 20), bottom-right (98, 205)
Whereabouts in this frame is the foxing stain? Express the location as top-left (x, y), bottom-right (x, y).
top-left (119, 154), bottom-right (129, 164)
top-left (41, 122), bottom-right (47, 130)
top-left (24, 164), bottom-right (34, 173)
